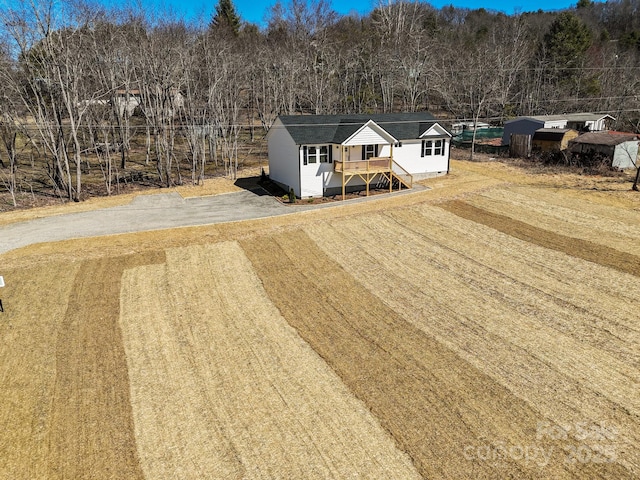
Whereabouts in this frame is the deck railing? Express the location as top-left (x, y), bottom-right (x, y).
top-left (334, 156), bottom-right (412, 198)
top-left (391, 160), bottom-right (413, 189)
top-left (334, 157), bottom-right (391, 173)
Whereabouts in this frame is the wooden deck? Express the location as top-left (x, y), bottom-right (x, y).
top-left (334, 158), bottom-right (393, 174)
top-left (334, 157), bottom-right (413, 200)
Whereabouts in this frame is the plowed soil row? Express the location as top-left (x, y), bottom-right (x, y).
top-left (464, 187), bottom-right (640, 255)
top-left (0, 252), bottom-right (164, 479)
top-left (119, 242), bottom-right (419, 479)
top-left (240, 230), bottom-right (617, 479)
top-left (304, 208), bottom-right (639, 476)
top-left (505, 184), bottom-right (640, 224)
top-left (401, 205), bottom-right (640, 359)
top-left (0, 262), bottom-right (79, 479)
top-left (442, 200), bottom-right (640, 277)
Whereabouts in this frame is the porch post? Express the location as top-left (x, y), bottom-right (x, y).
top-left (390, 143), bottom-right (395, 191)
top-left (389, 150), bottom-right (393, 193)
top-left (364, 155), bottom-right (368, 197)
top-left (342, 145), bottom-right (346, 201)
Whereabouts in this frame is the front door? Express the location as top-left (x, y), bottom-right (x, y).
top-left (300, 146), bottom-right (324, 197)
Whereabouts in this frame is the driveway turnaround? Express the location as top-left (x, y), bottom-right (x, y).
top-left (0, 184), bottom-right (426, 254)
top-left (0, 190), bottom-right (303, 254)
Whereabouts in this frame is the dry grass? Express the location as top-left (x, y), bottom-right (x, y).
top-left (442, 200), bottom-right (640, 276)
top-left (1, 158), bottom-right (639, 478)
top-left (120, 242), bottom-right (419, 479)
top-left (0, 261), bottom-right (79, 479)
top-left (241, 231), bottom-right (570, 478)
top-left (459, 187), bottom-right (640, 255)
top-left (304, 208), bottom-right (639, 477)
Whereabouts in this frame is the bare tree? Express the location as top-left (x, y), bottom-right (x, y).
top-left (134, 19), bottom-right (189, 186)
top-left (0, 114), bottom-right (19, 206)
top-left (210, 43), bottom-right (245, 179)
top-left (1, 0), bottom-right (101, 201)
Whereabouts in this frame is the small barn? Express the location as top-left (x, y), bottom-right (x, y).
top-left (267, 112), bottom-right (451, 198)
top-left (569, 132), bottom-right (639, 169)
top-left (532, 128), bottom-right (579, 152)
top-left (502, 113), bottom-right (614, 146)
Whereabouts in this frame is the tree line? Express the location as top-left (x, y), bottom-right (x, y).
top-left (1, 0), bottom-right (640, 204)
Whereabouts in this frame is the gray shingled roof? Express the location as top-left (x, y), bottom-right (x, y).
top-left (505, 112), bottom-right (615, 125)
top-left (277, 112), bottom-right (441, 145)
top-left (530, 113), bottom-right (614, 122)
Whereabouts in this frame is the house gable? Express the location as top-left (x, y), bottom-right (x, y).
top-left (342, 120), bottom-right (397, 146)
top-left (419, 123), bottom-right (452, 138)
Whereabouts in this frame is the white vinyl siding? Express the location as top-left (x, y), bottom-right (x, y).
top-left (344, 125), bottom-right (392, 146)
top-left (267, 118), bottom-right (300, 196)
top-left (300, 144), bottom-right (335, 197)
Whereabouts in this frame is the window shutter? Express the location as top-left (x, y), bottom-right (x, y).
top-left (375, 144), bottom-right (379, 157)
top-left (328, 145), bottom-right (333, 163)
top-left (361, 146), bottom-right (366, 160)
top-left (421, 140), bottom-right (425, 157)
top-left (303, 146), bottom-right (308, 165)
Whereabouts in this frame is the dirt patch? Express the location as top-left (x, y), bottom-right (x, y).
top-left (47, 252), bottom-right (164, 479)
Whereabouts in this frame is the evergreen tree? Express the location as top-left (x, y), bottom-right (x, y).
top-left (544, 12), bottom-right (592, 71)
top-left (210, 0), bottom-right (241, 36)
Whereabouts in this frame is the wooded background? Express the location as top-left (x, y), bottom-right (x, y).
top-left (1, 0), bottom-right (639, 204)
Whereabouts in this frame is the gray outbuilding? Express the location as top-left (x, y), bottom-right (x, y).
top-left (502, 113), bottom-right (614, 146)
top-left (569, 132), bottom-right (639, 169)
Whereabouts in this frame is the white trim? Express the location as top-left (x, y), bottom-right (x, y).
top-left (419, 123), bottom-right (452, 138)
top-left (343, 119), bottom-right (397, 146)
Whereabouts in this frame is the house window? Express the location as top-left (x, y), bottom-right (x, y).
top-left (319, 145), bottom-right (330, 163)
top-left (304, 145), bottom-right (332, 164)
top-left (422, 139), bottom-right (444, 157)
top-left (434, 139), bottom-right (443, 155)
top-left (422, 140), bottom-right (433, 156)
top-left (307, 146), bottom-right (317, 163)
top-left (363, 144), bottom-right (377, 160)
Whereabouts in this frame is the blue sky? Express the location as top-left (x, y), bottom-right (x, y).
top-left (143, 0), bottom-right (585, 27)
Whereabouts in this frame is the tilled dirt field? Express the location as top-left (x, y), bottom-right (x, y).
top-left (0, 160), bottom-right (638, 478)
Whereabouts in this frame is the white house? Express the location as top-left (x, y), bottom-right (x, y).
top-left (569, 131), bottom-right (639, 169)
top-left (267, 112), bottom-right (451, 198)
top-left (113, 89), bottom-right (141, 117)
top-left (502, 113), bottom-right (615, 146)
